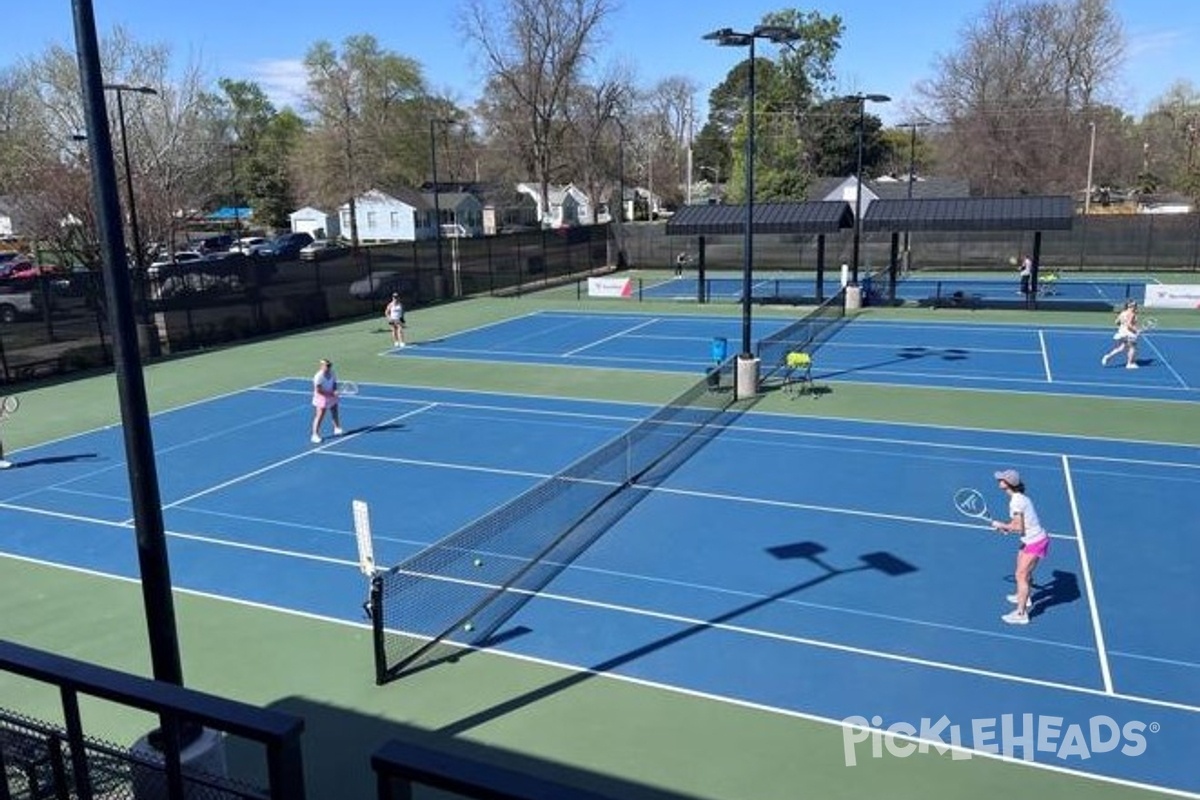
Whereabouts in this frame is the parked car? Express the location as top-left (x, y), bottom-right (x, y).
top-left (298, 239), bottom-right (347, 261)
top-left (348, 271), bottom-right (412, 301)
top-left (194, 234), bottom-right (236, 255)
top-left (0, 253), bottom-right (33, 279)
top-left (0, 283), bottom-right (45, 323)
top-left (256, 232), bottom-right (313, 260)
top-left (229, 237), bottom-right (269, 255)
top-left (148, 251), bottom-right (205, 277)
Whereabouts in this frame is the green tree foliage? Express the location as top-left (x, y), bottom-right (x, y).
top-left (699, 8), bottom-right (846, 203)
top-left (209, 79), bottom-right (303, 229)
top-left (302, 34), bottom-right (429, 230)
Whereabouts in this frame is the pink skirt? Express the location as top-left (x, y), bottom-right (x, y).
top-left (1021, 537), bottom-right (1050, 558)
top-left (313, 392), bottom-right (338, 410)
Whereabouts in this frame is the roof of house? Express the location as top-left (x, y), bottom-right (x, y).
top-left (806, 176), bottom-right (971, 202)
top-left (665, 202), bottom-right (855, 235)
top-left (423, 191), bottom-right (480, 209)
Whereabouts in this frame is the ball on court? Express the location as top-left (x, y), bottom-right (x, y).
top-left (473, 558), bottom-right (483, 567)
top-left (463, 622), bottom-right (474, 632)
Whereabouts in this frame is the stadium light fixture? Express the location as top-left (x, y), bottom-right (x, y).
top-left (703, 23), bottom-right (800, 397)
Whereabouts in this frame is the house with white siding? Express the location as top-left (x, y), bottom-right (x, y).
top-left (423, 191), bottom-right (485, 237)
top-left (289, 206), bottom-right (341, 240)
top-left (515, 182), bottom-right (595, 227)
top-left (338, 188), bottom-right (434, 243)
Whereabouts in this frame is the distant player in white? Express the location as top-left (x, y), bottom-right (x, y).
top-left (1101, 299), bottom-right (1140, 369)
top-left (385, 293), bottom-right (406, 347)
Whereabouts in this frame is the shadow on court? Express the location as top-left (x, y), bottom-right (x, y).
top-left (434, 541), bottom-right (917, 738)
top-left (5, 453), bottom-right (101, 469)
top-left (254, 696), bottom-right (703, 800)
top-left (1029, 570), bottom-right (1081, 620)
top-left (815, 346), bottom-right (972, 381)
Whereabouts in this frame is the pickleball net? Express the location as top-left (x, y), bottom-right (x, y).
top-left (369, 354), bottom-right (744, 683)
top-left (755, 285), bottom-right (850, 385)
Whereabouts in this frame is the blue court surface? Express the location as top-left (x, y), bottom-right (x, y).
top-left (1, 382), bottom-right (1197, 796)
top-left (390, 310), bottom-right (1200, 403)
top-left (636, 272), bottom-right (1154, 306)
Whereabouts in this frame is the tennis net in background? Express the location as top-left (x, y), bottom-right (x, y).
top-left (369, 355), bottom-right (744, 684)
top-left (755, 287), bottom-right (850, 384)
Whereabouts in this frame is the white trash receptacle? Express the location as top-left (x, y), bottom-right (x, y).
top-left (845, 285), bottom-right (862, 311)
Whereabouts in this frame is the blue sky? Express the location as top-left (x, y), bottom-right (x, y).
top-left (2, 1), bottom-right (1195, 127)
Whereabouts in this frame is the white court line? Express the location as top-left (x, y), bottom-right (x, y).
top-left (730, 419), bottom-right (1200, 472)
top-left (5, 404), bottom-right (306, 508)
top-left (317, 449), bottom-right (1080, 540)
top-left (1141, 335), bottom-right (1191, 389)
top-left (831, 341), bottom-right (1040, 356)
top-left (140, 404), bottom-right (438, 522)
top-left (476, 645), bottom-right (1200, 800)
top-left (652, 483), bottom-right (1080, 539)
top-left (562, 318), bottom-right (660, 357)
top-left (1, 512), bottom-right (1196, 720)
top-left (377, 565), bottom-right (1200, 715)
top-left (1062, 454), bottom-right (1114, 694)
top-left (1038, 330), bottom-right (1053, 382)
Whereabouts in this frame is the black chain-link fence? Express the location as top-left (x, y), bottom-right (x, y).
top-left (0, 226), bottom-right (613, 388)
top-left (629, 212), bottom-right (1200, 274)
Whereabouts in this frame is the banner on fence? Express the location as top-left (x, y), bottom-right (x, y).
top-left (1143, 283), bottom-right (1200, 309)
top-left (587, 277), bottom-right (634, 298)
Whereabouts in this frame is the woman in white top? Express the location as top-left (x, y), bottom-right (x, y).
top-left (385, 293), bottom-right (406, 347)
top-left (991, 468), bottom-right (1049, 625)
top-left (310, 358), bottom-right (343, 444)
top-left (1101, 299), bottom-right (1139, 369)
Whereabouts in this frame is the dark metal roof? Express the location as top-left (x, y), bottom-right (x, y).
top-left (861, 195), bottom-right (1075, 232)
top-left (665, 201), bottom-right (854, 235)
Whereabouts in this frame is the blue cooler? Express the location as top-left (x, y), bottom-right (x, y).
top-left (711, 337), bottom-right (728, 363)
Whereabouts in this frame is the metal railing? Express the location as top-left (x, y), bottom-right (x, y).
top-left (0, 639), bottom-right (305, 800)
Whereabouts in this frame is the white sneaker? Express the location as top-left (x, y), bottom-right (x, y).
top-left (310, 434), bottom-right (321, 444)
top-left (1126, 362), bottom-right (1138, 369)
top-left (0, 459), bottom-right (11, 469)
top-left (1006, 593), bottom-right (1019, 604)
top-left (333, 427), bottom-right (344, 435)
top-left (1101, 354), bottom-right (1111, 366)
top-left (1002, 610), bottom-right (1029, 625)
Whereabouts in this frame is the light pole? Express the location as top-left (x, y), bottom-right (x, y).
top-left (429, 117), bottom-right (459, 294)
top-left (704, 24), bottom-right (800, 389)
top-left (227, 142), bottom-right (243, 241)
top-left (844, 92), bottom-right (890, 285)
top-left (899, 120), bottom-right (929, 269)
top-left (103, 84), bottom-right (156, 273)
top-left (74, 0), bottom-right (182, 690)
top-left (1084, 121), bottom-right (1096, 215)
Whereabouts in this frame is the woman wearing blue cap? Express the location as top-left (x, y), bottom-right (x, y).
top-left (992, 468), bottom-right (1048, 625)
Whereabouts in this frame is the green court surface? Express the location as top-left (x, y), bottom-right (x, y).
top-left (1, 292), bottom-right (1197, 800)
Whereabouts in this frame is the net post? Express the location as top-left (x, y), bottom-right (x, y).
top-left (370, 575), bottom-right (388, 685)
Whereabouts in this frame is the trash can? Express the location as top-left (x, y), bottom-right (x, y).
top-left (845, 285), bottom-right (862, 311)
top-left (711, 336), bottom-right (728, 363)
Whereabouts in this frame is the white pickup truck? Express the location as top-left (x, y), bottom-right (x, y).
top-left (0, 284), bottom-right (40, 323)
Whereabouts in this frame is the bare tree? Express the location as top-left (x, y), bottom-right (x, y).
top-left (644, 76), bottom-right (700, 205)
top-left (5, 27), bottom-right (222, 263)
top-left (916, 0), bottom-right (1124, 195)
top-left (460, 0), bottom-right (615, 225)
